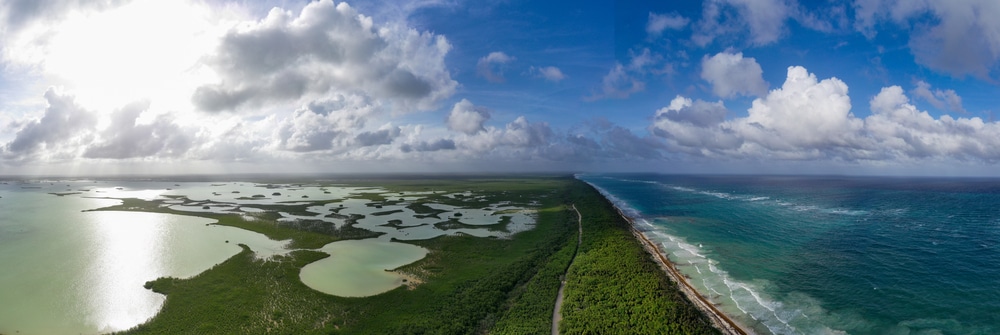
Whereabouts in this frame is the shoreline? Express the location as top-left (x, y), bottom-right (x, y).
top-left (611, 205), bottom-right (752, 335)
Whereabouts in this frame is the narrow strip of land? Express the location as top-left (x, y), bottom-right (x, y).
top-left (551, 204), bottom-right (582, 335)
top-left (616, 207), bottom-right (749, 335)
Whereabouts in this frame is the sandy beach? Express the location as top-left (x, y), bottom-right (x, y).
top-left (613, 206), bottom-right (752, 335)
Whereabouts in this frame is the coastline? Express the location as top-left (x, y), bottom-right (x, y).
top-left (612, 205), bottom-right (752, 335)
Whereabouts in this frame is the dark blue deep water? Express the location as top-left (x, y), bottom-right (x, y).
top-left (579, 174), bottom-right (1000, 335)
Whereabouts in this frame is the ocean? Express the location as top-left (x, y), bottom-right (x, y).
top-left (578, 174), bottom-right (1000, 335)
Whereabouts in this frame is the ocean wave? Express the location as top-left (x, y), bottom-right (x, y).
top-left (661, 183), bottom-right (870, 218)
top-left (635, 217), bottom-right (846, 335)
top-left (579, 176), bottom-right (851, 335)
top-left (654, 230), bottom-right (805, 335)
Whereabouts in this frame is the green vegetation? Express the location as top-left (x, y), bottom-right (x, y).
top-left (113, 177), bottom-right (577, 334)
top-left (129, 246), bottom-right (343, 334)
top-left (432, 216), bottom-right (512, 232)
top-left (105, 176), bottom-right (719, 334)
top-left (558, 181), bottom-right (720, 335)
top-left (490, 208), bottom-right (577, 333)
top-left (87, 198), bottom-right (346, 249)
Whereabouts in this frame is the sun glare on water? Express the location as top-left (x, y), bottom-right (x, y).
top-left (82, 211), bottom-right (168, 332)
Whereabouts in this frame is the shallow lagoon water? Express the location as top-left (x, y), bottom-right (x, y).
top-left (0, 179), bottom-right (538, 334)
top-left (299, 238), bottom-right (428, 297)
top-left (0, 185), bottom-right (289, 335)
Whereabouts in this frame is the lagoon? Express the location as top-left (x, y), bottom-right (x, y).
top-left (299, 238), bottom-right (428, 297)
top-left (0, 183), bottom-right (288, 335)
top-left (0, 179), bottom-right (538, 334)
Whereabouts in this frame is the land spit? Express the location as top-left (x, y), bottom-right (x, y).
top-left (613, 206), bottom-right (751, 335)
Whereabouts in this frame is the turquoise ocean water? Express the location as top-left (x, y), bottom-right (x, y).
top-left (578, 174), bottom-right (1000, 335)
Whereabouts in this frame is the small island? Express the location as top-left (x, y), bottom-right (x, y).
top-left (99, 176), bottom-right (721, 334)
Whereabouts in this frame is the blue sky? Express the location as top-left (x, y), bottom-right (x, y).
top-left (1, 0), bottom-right (999, 176)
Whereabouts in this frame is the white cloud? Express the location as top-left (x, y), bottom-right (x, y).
top-left (911, 80), bottom-right (965, 113)
top-left (692, 0), bottom-right (846, 47)
top-left (700, 51), bottom-right (769, 97)
top-left (531, 66), bottom-right (566, 82)
top-left (83, 101), bottom-right (191, 159)
top-left (272, 94), bottom-right (381, 153)
top-left (460, 116), bottom-right (551, 151)
top-left (646, 12), bottom-right (689, 36)
top-left (354, 126), bottom-right (402, 147)
top-left (865, 86), bottom-right (1000, 160)
top-left (652, 65), bottom-right (1000, 163)
top-left (655, 96), bottom-right (729, 127)
top-left (740, 66), bottom-right (859, 150)
top-left (854, 0), bottom-right (1000, 79)
top-left (2, 89), bottom-right (193, 162)
top-left (2, 89), bottom-right (97, 160)
top-left (446, 99), bottom-right (490, 135)
top-left (476, 51), bottom-right (515, 83)
top-left (400, 138), bottom-right (455, 153)
top-left (586, 63), bottom-right (645, 101)
top-left (693, 0), bottom-right (790, 46)
top-left (586, 49), bottom-right (660, 101)
top-left (193, 0), bottom-right (456, 113)
top-left (626, 48), bottom-right (658, 71)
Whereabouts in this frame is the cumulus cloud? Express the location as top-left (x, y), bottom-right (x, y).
top-left (83, 101), bottom-right (191, 159)
top-left (530, 66), bottom-right (566, 82)
top-left (2, 89), bottom-right (192, 162)
top-left (654, 66), bottom-right (861, 159)
top-left (274, 94), bottom-right (380, 152)
top-left (193, 0), bottom-right (455, 113)
top-left (354, 126), bottom-right (401, 147)
top-left (646, 12), bottom-right (689, 36)
top-left (458, 116), bottom-right (552, 152)
top-left (865, 86), bottom-right (1000, 160)
top-left (656, 96), bottom-right (729, 127)
top-left (911, 80), bottom-right (966, 113)
top-left (400, 139), bottom-right (455, 152)
top-left (700, 51), bottom-right (768, 98)
top-left (476, 51), bottom-right (515, 83)
top-left (446, 99), bottom-right (490, 134)
top-left (854, 0), bottom-right (1000, 79)
top-left (5, 1), bottom-right (637, 171)
top-left (652, 65), bottom-right (1000, 162)
top-left (3, 89), bottom-right (96, 158)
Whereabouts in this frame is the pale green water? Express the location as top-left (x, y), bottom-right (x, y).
top-left (0, 180), bottom-right (538, 334)
top-left (0, 184), bottom-right (288, 335)
top-left (299, 239), bottom-right (428, 297)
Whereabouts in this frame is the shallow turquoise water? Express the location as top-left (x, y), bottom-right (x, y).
top-left (579, 174), bottom-right (1000, 335)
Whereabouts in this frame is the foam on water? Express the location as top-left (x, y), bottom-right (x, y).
top-left (577, 174), bottom-right (1000, 335)
top-left (586, 180), bottom-right (816, 334)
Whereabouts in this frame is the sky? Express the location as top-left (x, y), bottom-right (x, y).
top-left (1, 0), bottom-right (1000, 176)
